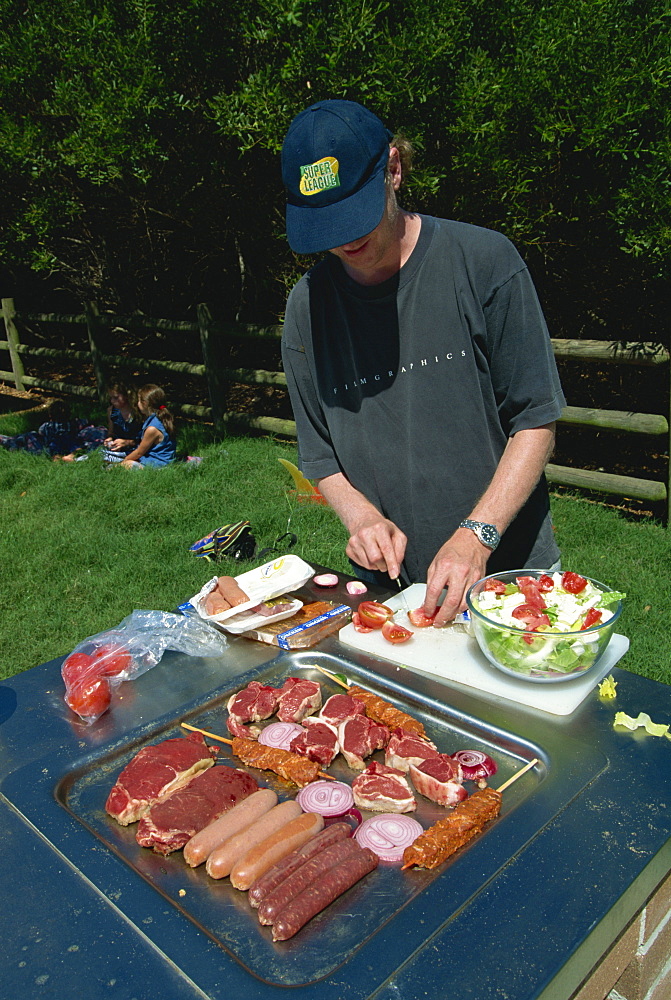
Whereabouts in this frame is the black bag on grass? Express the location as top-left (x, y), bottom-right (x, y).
top-left (189, 520), bottom-right (257, 562)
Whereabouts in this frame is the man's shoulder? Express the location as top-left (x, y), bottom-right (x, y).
top-left (429, 216), bottom-right (519, 255)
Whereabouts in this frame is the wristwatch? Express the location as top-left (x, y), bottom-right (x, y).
top-left (458, 519), bottom-right (501, 551)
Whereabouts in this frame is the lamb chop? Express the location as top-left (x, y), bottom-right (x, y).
top-left (351, 761), bottom-right (416, 814)
top-left (290, 719), bottom-right (340, 767)
top-left (385, 727), bottom-right (440, 772)
top-left (408, 755), bottom-right (467, 808)
top-left (226, 680), bottom-right (282, 737)
top-left (337, 715), bottom-right (390, 771)
top-left (105, 733), bottom-right (216, 826)
top-left (276, 677), bottom-right (322, 723)
top-left (318, 693), bottom-right (366, 727)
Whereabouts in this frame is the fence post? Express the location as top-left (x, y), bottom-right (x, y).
top-left (1, 297), bottom-right (26, 391)
top-left (197, 302), bottom-right (225, 430)
top-left (84, 300), bottom-right (109, 402)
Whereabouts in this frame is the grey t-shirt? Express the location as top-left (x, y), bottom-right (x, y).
top-left (282, 215), bottom-right (566, 581)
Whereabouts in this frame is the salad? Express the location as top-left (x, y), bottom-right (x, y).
top-left (468, 571), bottom-right (625, 679)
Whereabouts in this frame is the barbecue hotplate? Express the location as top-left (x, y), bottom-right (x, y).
top-left (1, 648), bottom-right (607, 993)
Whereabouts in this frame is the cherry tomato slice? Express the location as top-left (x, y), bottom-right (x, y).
top-left (515, 577), bottom-right (547, 609)
top-left (581, 607), bottom-right (603, 630)
top-left (511, 604), bottom-right (551, 629)
top-left (352, 611), bottom-right (374, 634)
top-left (381, 619), bottom-right (413, 644)
top-left (483, 578), bottom-right (507, 594)
top-left (537, 574), bottom-right (555, 592)
top-left (407, 608), bottom-right (438, 627)
top-left (562, 571), bottom-right (588, 594)
top-left (357, 601), bottom-right (393, 630)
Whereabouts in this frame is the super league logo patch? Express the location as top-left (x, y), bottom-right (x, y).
top-left (299, 156), bottom-right (340, 196)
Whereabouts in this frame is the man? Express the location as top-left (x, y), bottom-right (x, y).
top-left (280, 99), bottom-right (566, 626)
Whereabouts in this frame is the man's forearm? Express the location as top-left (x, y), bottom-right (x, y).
top-left (468, 423), bottom-right (556, 533)
top-left (316, 472), bottom-right (382, 533)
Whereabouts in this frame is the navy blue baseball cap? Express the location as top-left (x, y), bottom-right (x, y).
top-left (281, 100), bottom-right (393, 254)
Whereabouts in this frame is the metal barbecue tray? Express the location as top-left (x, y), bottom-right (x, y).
top-left (1, 646), bottom-right (607, 994)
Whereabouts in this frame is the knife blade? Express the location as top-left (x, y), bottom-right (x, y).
top-left (394, 574), bottom-right (410, 615)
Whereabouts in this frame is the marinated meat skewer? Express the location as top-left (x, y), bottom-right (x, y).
top-left (313, 666), bottom-right (427, 739)
top-left (402, 758), bottom-right (538, 870)
top-left (180, 723), bottom-right (333, 787)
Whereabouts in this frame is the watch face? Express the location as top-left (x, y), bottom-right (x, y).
top-left (480, 524), bottom-right (499, 546)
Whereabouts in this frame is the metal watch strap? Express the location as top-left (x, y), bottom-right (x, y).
top-left (458, 519), bottom-right (500, 551)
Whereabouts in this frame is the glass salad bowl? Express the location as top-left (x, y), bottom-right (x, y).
top-left (466, 569), bottom-right (624, 684)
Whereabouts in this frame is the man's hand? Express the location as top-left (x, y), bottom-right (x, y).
top-left (345, 514), bottom-right (407, 581)
top-left (423, 528), bottom-right (491, 626)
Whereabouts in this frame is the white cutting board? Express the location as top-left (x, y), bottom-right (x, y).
top-left (339, 584), bottom-right (629, 716)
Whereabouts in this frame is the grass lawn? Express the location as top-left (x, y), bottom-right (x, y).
top-left (1, 407), bottom-right (669, 688)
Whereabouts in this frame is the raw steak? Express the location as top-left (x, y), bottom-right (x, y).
top-left (318, 694), bottom-right (366, 726)
top-left (385, 727), bottom-right (439, 772)
top-left (276, 677), bottom-right (322, 723)
top-left (409, 756), bottom-right (467, 808)
top-left (105, 733), bottom-right (216, 826)
top-left (338, 715), bottom-right (389, 771)
top-left (135, 765), bottom-right (258, 855)
top-left (351, 761), bottom-right (416, 813)
top-left (290, 719), bottom-right (340, 767)
top-left (227, 680), bottom-right (281, 737)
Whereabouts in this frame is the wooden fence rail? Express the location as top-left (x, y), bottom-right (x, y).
top-left (1, 297), bottom-right (669, 521)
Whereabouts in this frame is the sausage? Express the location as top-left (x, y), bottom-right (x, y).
top-left (216, 575), bottom-right (249, 607)
top-left (204, 591), bottom-right (231, 616)
top-left (205, 799), bottom-right (303, 880)
top-left (271, 845), bottom-right (379, 941)
top-left (258, 836), bottom-right (363, 925)
top-left (230, 811), bottom-right (324, 891)
top-left (248, 822), bottom-right (352, 908)
top-left (183, 787), bottom-right (278, 867)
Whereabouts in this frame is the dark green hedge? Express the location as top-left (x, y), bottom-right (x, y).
top-left (1, 0), bottom-right (669, 341)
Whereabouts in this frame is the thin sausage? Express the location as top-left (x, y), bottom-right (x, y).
top-left (230, 811), bottom-right (324, 891)
top-left (248, 822), bottom-right (352, 908)
top-left (205, 799), bottom-right (302, 880)
top-left (183, 787), bottom-right (278, 867)
top-left (216, 575), bottom-right (249, 607)
top-left (272, 845), bottom-right (378, 941)
top-left (258, 836), bottom-right (362, 925)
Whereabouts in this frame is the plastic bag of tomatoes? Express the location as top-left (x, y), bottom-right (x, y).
top-left (61, 610), bottom-right (229, 724)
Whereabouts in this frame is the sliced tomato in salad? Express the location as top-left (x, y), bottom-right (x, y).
top-left (357, 601), bottom-right (393, 630)
top-left (562, 571), bottom-right (588, 594)
top-left (581, 607), bottom-right (603, 630)
top-left (483, 578), bottom-right (507, 594)
top-left (381, 619), bottom-right (413, 644)
top-left (537, 574), bottom-right (555, 591)
top-left (407, 608), bottom-right (438, 627)
top-left (516, 576), bottom-right (547, 610)
top-left (511, 604), bottom-right (551, 629)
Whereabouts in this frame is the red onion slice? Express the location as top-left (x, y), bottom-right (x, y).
top-left (258, 722), bottom-right (304, 751)
top-left (354, 813), bottom-right (424, 863)
top-left (450, 749), bottom-right (498, 783)
top-left (295, 779), bottom-right (354, 816)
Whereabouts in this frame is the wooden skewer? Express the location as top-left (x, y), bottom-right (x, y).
top-left (496, 757), bottom-right (539, 793)
top-left (180, 722), bottom-right (336, 780)
top-left (313, 665), bottom-right (350, 689)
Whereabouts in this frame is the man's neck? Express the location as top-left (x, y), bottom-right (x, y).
top-left (342, 211), bottom-right (422, 286)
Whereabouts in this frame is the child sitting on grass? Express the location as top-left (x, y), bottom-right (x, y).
top-left (100, 381), bottom-right (142, 462)
top-left (120, 384), bottom-right (176, 468)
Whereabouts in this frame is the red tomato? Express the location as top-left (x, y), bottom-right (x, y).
top-left (357, 601), bottom-right (393, 630)
top-left (61, 652), bottom-right (97, 686)
top-left (537, 574), bottom-right (555, 592)
top-left (65, 675), bottom-right (112, 719)
top-left (562, 571), bottom-right (588, 594)
top-left (581, 607), bottom-right (603, 630)
top-left (94, 643), bottom-right (133, 676)
top-left (352, 611), bottom-right (373, 634)
top-left (483, 578), bottom-right (507, 594)
top-left (381, 619), bottom-right (413, 644)
top-left (511, 604), bottom-right (551, 629)
top-left (407, 608), bottom-right (438, 627)
top-left (516, 576), bottom-right (546, 610)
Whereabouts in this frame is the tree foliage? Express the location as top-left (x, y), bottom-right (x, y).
top-left (0, 0), bottom-right (669, 340)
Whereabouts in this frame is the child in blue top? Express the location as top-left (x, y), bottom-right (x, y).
top-left (103, 382), bottom-right (142, 457)
top-left (120, 384), bottom-right (177, 468)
